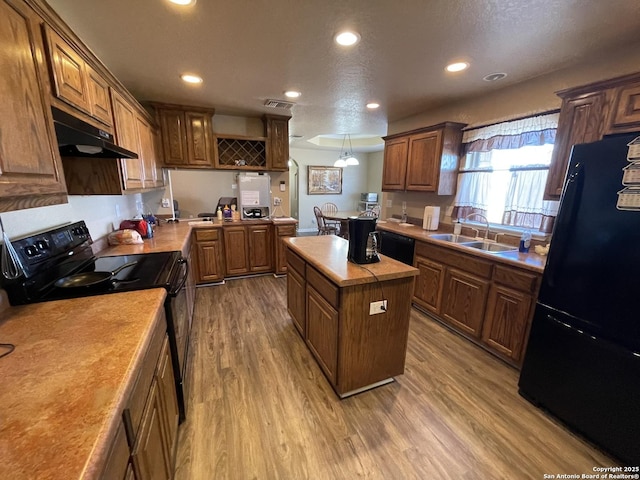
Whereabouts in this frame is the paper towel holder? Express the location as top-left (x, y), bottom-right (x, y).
top-left (422, 206), bottom-right (440, 230)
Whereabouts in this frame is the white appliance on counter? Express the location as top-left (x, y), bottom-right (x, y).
top-left (422, 206), bottom-right (440, 230)
top-left (237, 172), bottom-right (271, 219)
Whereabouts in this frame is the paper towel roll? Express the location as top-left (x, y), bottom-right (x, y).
top-left (422, 206), bottom-right (440, 230)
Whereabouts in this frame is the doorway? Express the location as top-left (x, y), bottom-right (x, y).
top-left (288, 157), bottom-right (300, 221)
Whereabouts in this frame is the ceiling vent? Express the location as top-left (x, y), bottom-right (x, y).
top-left (264, 99), bottom-right (295, 109)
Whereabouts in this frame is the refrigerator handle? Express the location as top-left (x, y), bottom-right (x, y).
top-left (546, 161), bottom-right (584, 287)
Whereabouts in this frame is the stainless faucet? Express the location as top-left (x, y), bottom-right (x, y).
top-left (464, 212), bottom-right (490, 240)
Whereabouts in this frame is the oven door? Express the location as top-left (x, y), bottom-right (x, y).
top-left (166, 257), bottom-right (191, 421)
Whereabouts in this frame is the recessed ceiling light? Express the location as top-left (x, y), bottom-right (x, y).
top-left (366, 102), bottom-right (380, 110)
top-left (181, 74), bottom-right (203, 84)
top-left (169, 0), bottom-right (196, 5)
top-left (284, 90), bottom-right (301, 98)
top-left (483, 72), bottom-right (507, 82)
top-left (335, 31), bottom-right (361, 46)
top-left (445, 62), bottom-right (469, 73)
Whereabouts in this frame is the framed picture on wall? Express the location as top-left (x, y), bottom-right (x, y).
top-left (307, 166), bottom-right (343, 195)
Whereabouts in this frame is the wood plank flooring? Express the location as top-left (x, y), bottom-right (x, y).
top-left (174, 276), bottom-right (615, 479)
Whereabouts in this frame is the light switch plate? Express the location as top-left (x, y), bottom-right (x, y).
top-left (161, 198), bottom-right (171, 208)
top-left (369, 300), bottom-right (387, 315)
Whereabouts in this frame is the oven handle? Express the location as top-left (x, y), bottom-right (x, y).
top-left (169, 257), bottom-right (189, 296)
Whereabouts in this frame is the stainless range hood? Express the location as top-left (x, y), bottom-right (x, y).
top-left (51, 107), bottom-right (138, 159)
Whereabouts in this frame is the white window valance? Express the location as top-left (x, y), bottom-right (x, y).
top-left (462, 113), bottom-right (560, 143)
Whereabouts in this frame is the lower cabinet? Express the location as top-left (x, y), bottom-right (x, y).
top-left (305, 284), bottom-right (339, 385)
top-left (274, 223), bottom-right (296, 274)
top-left (286, 250), bottom-right (306, 336)
top-left (223, 226), bottom-right (250, 276)
top-left (193, 228), bottom-right (225, 283)
top-left (412, 240), bottom-right (541, 367)
top-left (101, 311), bottom-right (179, 479)
top-left (247, 224), bottom-right (273, 273)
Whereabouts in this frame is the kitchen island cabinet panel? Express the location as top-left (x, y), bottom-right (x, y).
top-left (0, 0), bottom-right (68, 212)
top-left (287, 262), bottom-right (306, 337)
top-left (285, 236), bottom-right (418, 398)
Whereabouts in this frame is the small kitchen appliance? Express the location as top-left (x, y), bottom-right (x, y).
top-left (0, 221), bottom-right (192, 422)
top-left (237, 172), bottom-right (271, 219)
top-left (422, 206), bottom-right (440, 230)
top-left (347, 217), bottom-right (380, 264)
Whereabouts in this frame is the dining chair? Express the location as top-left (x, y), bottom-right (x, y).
top-left (313, 206), bottom-right (338, 235)
top-left (320, 202), bottom-right (341, 231)
top-left (359, 207), bottom-right (379, 217)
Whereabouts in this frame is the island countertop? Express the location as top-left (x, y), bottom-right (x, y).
top-left (286, 235), bottom-right (418, 287)
top-left (0, 289), bottom-right (167, 479)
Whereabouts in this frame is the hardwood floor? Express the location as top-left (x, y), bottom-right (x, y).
top-left (175, 276), bottom-right (615, 479)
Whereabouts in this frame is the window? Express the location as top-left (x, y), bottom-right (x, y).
top-left (453, 113), bottom-right (560, 233)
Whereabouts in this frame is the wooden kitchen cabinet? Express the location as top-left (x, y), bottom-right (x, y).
top-left (544, 71), bottom-right (640, 200)
top-left (135, 112), bottom-right (163, 189)
top-left (441, 267), bottom-right (489, 338)
top-left (248, 224), bottom-right (273, 273)
top-left (193, 228), bottom-right (225, 284)
top-left (274, 223), bottom-right (297, 274)
top-left (112, 89), bottom-right (144, 190)
top-left (0, 0), bottom-right (68, 212)
top-left (482, 264), bottom-right (540, 364)
top-left (412, 255), bottom-right (445, 315)
top-left (286, 249), bottom-right (306, 337)
top-left (223, 226), bottom-right (250, 276)
top-left (155, 336), bottom-right (179, 470)
top-left (264, 114), bottom-right (290, 171)
top-left (382, 122), bottom-right (465, 194)
top-left (306, 283), bottom-right (339, 384)
top-left (153, 103), bottom-right (215, 168)
top-left (43, 24), bottom-right (114, 129)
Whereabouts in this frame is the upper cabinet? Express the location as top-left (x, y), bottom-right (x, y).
top-left (264, 114), bottom-right (290, 171)
top-left (111, 89), bottom-right (144, 190)
top-left (544, 72), bottom-right (640, 200)
top-left (153, 103), bottom-right (215, 168)
top-left (0, 0), bottom-right (67, 212)
top-left (42, 24), bottom-right (114, 130)
top-left (382, 122), bottom-right (466, 194)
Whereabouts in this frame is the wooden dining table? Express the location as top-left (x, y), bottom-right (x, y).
top-left (322, 210), bottom-right (364, 238)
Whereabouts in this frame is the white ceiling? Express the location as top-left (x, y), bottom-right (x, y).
top-left (46, 0), bottom-right (640, 152)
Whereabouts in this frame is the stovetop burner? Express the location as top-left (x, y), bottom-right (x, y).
top-left (1, 221), bottom-right (182, 305)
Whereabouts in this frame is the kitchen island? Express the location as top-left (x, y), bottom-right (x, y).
top-left (285, 235), bottom-right (419, 398)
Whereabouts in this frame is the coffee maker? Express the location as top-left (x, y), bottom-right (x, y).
top-left (347, 217), bottom-right (380, 264)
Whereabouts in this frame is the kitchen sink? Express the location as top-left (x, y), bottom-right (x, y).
top-left (429, 233), bottom-right (478, 243)
top-left (461, 241), bottom-right (518, 253)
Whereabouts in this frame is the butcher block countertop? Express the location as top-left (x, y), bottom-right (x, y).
top-left (0, 289), bottom-right (167, 479)
top-left (286, 236), bottom-right (419, 287)
top-left (376, 222), bottom-right (547, 273)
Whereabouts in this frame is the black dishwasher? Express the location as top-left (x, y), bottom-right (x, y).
top-left (379, 230), bottom-right (415, 265)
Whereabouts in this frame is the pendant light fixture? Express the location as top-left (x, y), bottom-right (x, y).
top-left (334, 134), bottom-right (359, 167)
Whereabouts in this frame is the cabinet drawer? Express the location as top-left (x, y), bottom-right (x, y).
top-left (194, 228), bottom-right (219, 242)
top-left (277, 224), bottom-right (296, 236)
top-left (125, 317), bottom-right (166, 442)
top-left (492, 265), bottom-right (540, 294)
top-left (287, 249), bottom-right (306, 277)
top-left (306, 265), bottom-right (339, 310)
top-left (416, 241), bottom-right (493, 278)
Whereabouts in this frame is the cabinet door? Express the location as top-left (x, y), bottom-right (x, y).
top-left (265, 114), bottom-right (289, 171)
top-left (223, 226), bottom-right (249, 276)
top-left (158, 109), bottom-right (188, 166)
top-left (44, 25), bottom-right (91, 116)
top-left (0, 0), bottom-right (67, 209)
top-left (609, 82), bottom-right (640, 132)
top-left (306, 285), bottom-right (339, 384)
top-left (86, 65), bottom-right (113, 127)
top-left (135, 114), bottom-right (163, 188)
top-left (482, 285), bottom-right (533, 363)
top-left (275, 224), bottom-right (296, 274)
top-left (248, 224), bottom-right (273, 273)
top-left (131, 379), bottom-right (171, 480)
top-left (185, 111), bottom-right (213, 167)
top-left (382, 137), bottom-right (409, 191)
top-left (287, 266), bottom-right (306, 336)
top-left (413, 255), bottom-right (445, 315)
top-left (112, 90), bottom-right (143, 189)
top-left (405, 129), bottom-right (442, 191)
top-left (156, 337), bottom-right (179, 469)
top-left (195, 240), bottom-right (224, 283)
top-left (544, 92), bottom-right (605, 199)
top-left (441, 267), bottom-right (489, 338)
top-left (100, 420), bottom-right (131, 480)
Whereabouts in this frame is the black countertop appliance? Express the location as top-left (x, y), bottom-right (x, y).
top-left (347, 217), bottom-right (380, 264)
top-left (518, 132), bottom-right (640, 465)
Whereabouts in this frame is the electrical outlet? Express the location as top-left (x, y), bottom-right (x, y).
top-left (386, 199), bottom-right (392, 208)
top-left (273, 196), bottom-right (282, 206)
top-left (369, 300), bottom-right (387, 315)
top-left (161, 198), bottom-right (171, 208)
top-left (231, 184), bottom-right (237, 189)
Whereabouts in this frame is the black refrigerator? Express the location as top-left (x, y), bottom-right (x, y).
top-left (519, 132), bottom-right (640, 465)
